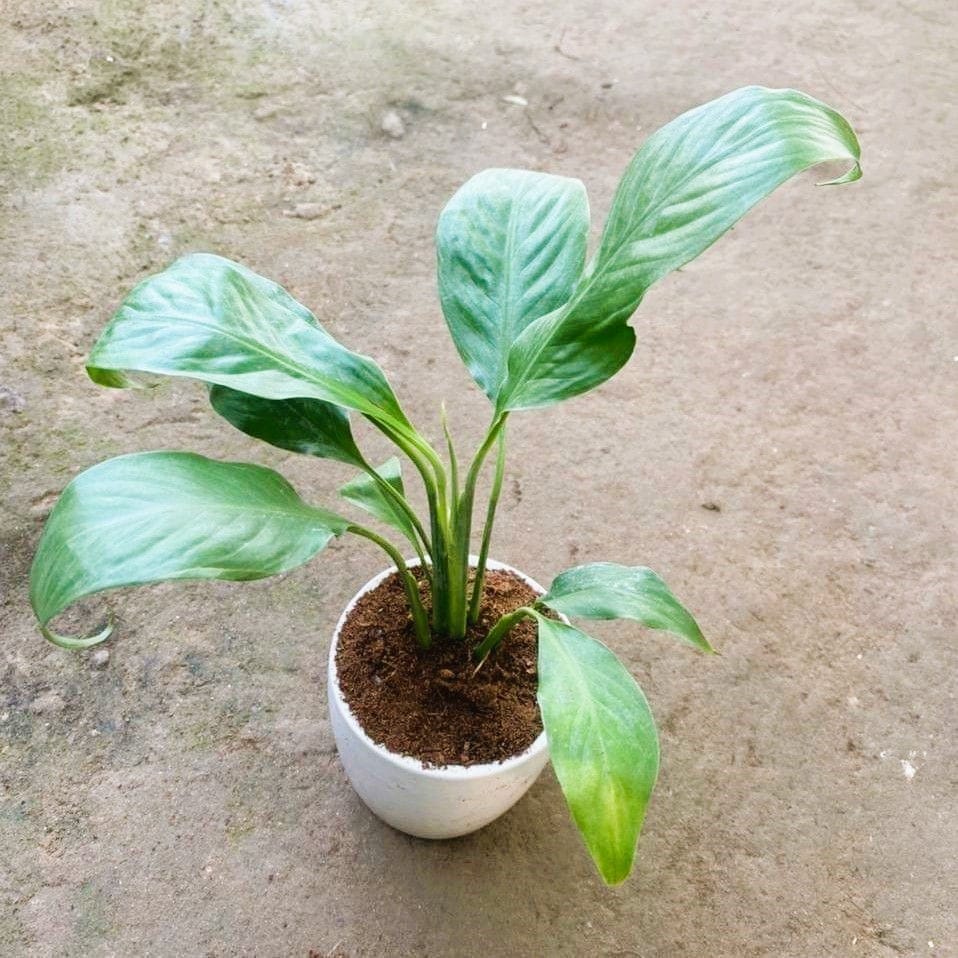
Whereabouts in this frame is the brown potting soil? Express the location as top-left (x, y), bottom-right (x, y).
top-left (335, 569), bottom-right (543, 767)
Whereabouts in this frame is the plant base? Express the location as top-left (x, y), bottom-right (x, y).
top-left (328, 558), bottom-right (550, 839)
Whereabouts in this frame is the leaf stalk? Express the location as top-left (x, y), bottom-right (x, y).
top-left (347, 524), bottom-right (431, 648)
top-left (468, 427), bottom-right (507, 623)
top-left (473, 605), bottom-right (538, 662)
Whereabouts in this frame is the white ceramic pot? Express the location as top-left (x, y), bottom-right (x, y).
top-left (327, 558), bottom-right (550, 839)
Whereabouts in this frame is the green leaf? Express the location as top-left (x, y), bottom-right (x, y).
top-left (209, 385), bottom-right (364, 466)
top-left (29, 452), bottom-right (348, 647)
top-left (499, 86), bottom-right (862, 411)
top-left (540, 562), bottom-right (712, 653)
top-left (339, 457), bottom-right (418, 547)
top-left (535, 615), bottom-right (659, 885)
top-left (437, 169), bottom-right (589, 402)
top-left (88, 253), bottom-right (414, 435)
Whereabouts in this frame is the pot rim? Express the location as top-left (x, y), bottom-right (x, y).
top-left (328, 556), bottom-right (549, 780)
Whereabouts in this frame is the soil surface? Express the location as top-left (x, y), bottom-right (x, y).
top-left (336, 569), bottom-right (542, 767)
top-left (1, 1), bottom-right (955, 956)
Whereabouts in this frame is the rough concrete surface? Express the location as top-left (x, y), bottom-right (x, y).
top-left (1, 1), bottom-right (955, 955)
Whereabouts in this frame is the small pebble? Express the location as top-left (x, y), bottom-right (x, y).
top-left (30, 691), bottom-right (65, 715)
top-left (380, 110), bottom-right (405, 139)
top-left (90, 648), bottom-right (111, 669)
top-left (285, 202), bottom-right (327, 221)
top-left (253, 104), bottom-right (278, 121)
top-left (0, 386), bottom-right (25, 414)
top-left (439, 669), bottom-right (455, 680)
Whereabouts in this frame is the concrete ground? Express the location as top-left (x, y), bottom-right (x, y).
top-left (1, 1), bottom-right (955, 955)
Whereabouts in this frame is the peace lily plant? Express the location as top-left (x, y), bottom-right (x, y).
top-left (30, 87), bottom-right (860, 884)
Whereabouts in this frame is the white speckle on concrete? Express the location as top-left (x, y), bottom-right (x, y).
top-left (380, 110), bottom-right (405, 138)
top-left (30, 691), bottom-right (65, 715)
top-left (900, 759), bottom-right (917, 780)
top-left (253, 103), bottom-right (278, 121)
top-left (91, 648), bottom-right (111, 669)
top-left (284, 202), bottom-right (329, 221)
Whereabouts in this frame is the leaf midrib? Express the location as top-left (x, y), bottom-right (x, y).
top-left (73, 501), bottom-right (324, 527)
top-left (493, 186), bottom-right (524, 388)
top-left (102, 308), bottom-right (396, 426)
top-left (539, 621), bottom-right (616, 791)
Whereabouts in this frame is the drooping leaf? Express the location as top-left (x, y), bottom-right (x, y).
top-left (209, 384), bottom-right (364, 466)
top-left (540, 562), bottom-right (712, 653)
top-left (535, 615), bottom-right (659, 885)
top-left (88, 253), bottom-right (415, 436)
top-left (498, 86), bottom-right (862, 411)
top-left (29, 452), bottom-right (348, 648)
top-left (339, 457), bottom-right (419, 548)
top-left (437, 169), bottom-right (589, 401)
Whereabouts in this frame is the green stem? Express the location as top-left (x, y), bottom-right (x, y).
top-left (468, 428), bottom-right (507, 624)
top-left (410, 428), bottom-right (449, 495)
top-left (368, 420), bottom-right (438, 499)
top-left (404, 426), bottom-right (451, 532)
top-left (348, 524), bottom-right (431, 648)
top-left (363, 463), bottom-right (431, 568)
top-left (434, 403), bottom-right (462, 632)
top-left (366, 418), bottom-right (452, 630)
top-left (447, 413), bottom-right (509, 640)
top-left (428, 501), bottom-right (450, 634)
top-left (464, 414), bottom-right (509, 499)
top-left (396, 429), bottom-right (456, 631)
top-left (473, 605), bottom-right (537, 661)
top-left (441, 403), bottom-right (459, 506)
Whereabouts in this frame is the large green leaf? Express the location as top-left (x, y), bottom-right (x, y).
top-left (29, 452), bottom-right (348, 648)
top-left (498, 86), bottom-right (862, 411)
top-left (339, 456), bottom-right (419, 547)
top-left (88, 253), bottom-right (413, 434)
top-left (541, 562), bottom-right (712, 653)
top-left (535, 615), bottom-right (659, 885)
top-left (209, 385), bottom-right (364, 466)
top-left (436, 169), bottom-right (589, 401)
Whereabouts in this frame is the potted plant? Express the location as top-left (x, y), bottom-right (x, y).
top-left (29, 86), bottom-right (860, 884)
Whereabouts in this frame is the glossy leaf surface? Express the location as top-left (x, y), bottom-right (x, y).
top-left (535, 615), bottom-right (659, 885)
top-left (209, 385), bottom-right (364, 466)
top-left (499, 86), bottom-right (862, 410)
top-left (30, 452), bottom-right (348, 647)
top-left (88, 253), bottom-right (413, 433)
top-left (437, 168), bottom-right (589, 402)
top-left (541, 562), bottom-right (712, 653)
top-left (339, 457), bottom-right (418, 547)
